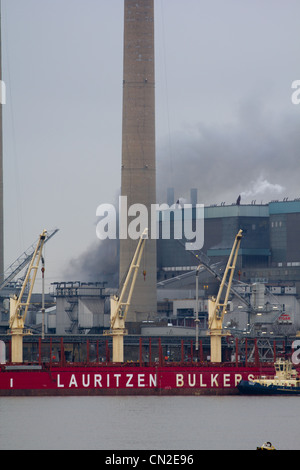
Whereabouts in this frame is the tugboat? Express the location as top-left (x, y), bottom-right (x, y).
top-left (256, 442), bottom-right (276, 451)
top-left (238, 358), bottom-right (300, 395)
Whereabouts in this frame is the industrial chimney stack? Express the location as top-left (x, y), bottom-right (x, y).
top-left (119, 0), bottom-right (157, 324)
top-left (0, 6), bottom-right (4, 282)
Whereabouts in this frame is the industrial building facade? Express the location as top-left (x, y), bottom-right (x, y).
top-left (157, 199), bottom-right (300, 290)
top-left (155, 198), bottom-right (300, 338)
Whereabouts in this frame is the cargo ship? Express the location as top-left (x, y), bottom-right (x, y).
top-left (0, 330), bottom-right (280, 397)
top-left (0, 360), bottom-right (276, 397)
top-left (0, 230), bottom-right (283, 396)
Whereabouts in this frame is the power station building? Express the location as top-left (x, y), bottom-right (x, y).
top-left (157, 198), bottom-right (300, 291)
top-left (155, 198), bottom-right (300, 337)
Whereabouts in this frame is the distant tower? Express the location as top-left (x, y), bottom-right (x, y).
top-left (119, 0), bottom-right (157, 323)
top-left (0, 5), bottom-right (4, 282)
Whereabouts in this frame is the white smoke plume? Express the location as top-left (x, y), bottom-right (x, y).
top-left (241, 176), bottom-right (285, 199)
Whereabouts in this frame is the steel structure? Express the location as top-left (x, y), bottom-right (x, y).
top-left (8, 230), bottom-right (47, 363)
top-left (208, 230), bottom-right (243, 362)
top-left (106, 229), bottom-right (147, 362)
top-left (0, 229), bottom-right (59, 293)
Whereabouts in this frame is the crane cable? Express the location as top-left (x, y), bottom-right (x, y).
top-left (142, 239), bottom-right (146, 281)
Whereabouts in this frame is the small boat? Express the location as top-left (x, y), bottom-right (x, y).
top-left (256, 442), bottom-right (276, 451)
top-left (238, 358), bottom-right (300, 395)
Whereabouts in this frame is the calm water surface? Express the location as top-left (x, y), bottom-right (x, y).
top-left (0, 395), bottom-right (299, 450)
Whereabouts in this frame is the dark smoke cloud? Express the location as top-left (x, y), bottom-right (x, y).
top-left (64, 193), bottom-right (120, 286)
top-left (65, 237), bottom-right (119, 287)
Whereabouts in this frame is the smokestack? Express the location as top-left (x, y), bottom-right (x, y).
top-left (190, 188), bottom-right (197, 207)
top-left (119, 0), bottom-right (157, 323)
top-left (0, 6), bottom-right (4, 282)
top-left (167, 188), bottom-right (175, 206)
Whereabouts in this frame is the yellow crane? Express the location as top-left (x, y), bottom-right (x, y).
top-left (105, 228), bottom-right (148, 363)
top-left (8, 230), bottom-right (47, 363)
top-left (208, 229), bottom-right (243, 362)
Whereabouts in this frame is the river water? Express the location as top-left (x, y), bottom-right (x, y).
top-left (0, 395), bottom-right (299, 450)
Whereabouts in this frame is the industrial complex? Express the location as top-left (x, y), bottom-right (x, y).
top-left (0, 0), bottom-right (300, 371)
top-left (1, 197), bottom-right (300, 363)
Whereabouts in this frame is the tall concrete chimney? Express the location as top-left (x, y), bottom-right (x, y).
top-left (119, 0), bottom-right (157, 323)
top-left (0, 6), bottom-right (4, 282)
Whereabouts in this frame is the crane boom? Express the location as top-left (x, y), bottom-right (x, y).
top-left (0, 228), bottom-right (58, 292)
top-left (106, 228), bottom-right (148, 362)
top-left (9, 229), bottom-right (47, 363)
top-left (208, 229), bottom-right (243, 362)
top-left (176, 237), bottom-right (252, 312)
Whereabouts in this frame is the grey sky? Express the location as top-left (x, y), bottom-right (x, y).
top-left (1, 0), bottom-right (300, 289)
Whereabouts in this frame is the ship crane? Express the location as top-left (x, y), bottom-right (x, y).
top-left (175, 238), bottom-right (253, 313)
top-left (208, 229), bottom-right (243, 363)
top-left (8, 230), bottom-right (47, 363)
top-left (0, 228), bottom-right (58, 293)
top-left (105, 228), bottom-right (148, 363)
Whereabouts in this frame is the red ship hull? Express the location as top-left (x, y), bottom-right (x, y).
top-left (0, 363), bottom-right (276, 396)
